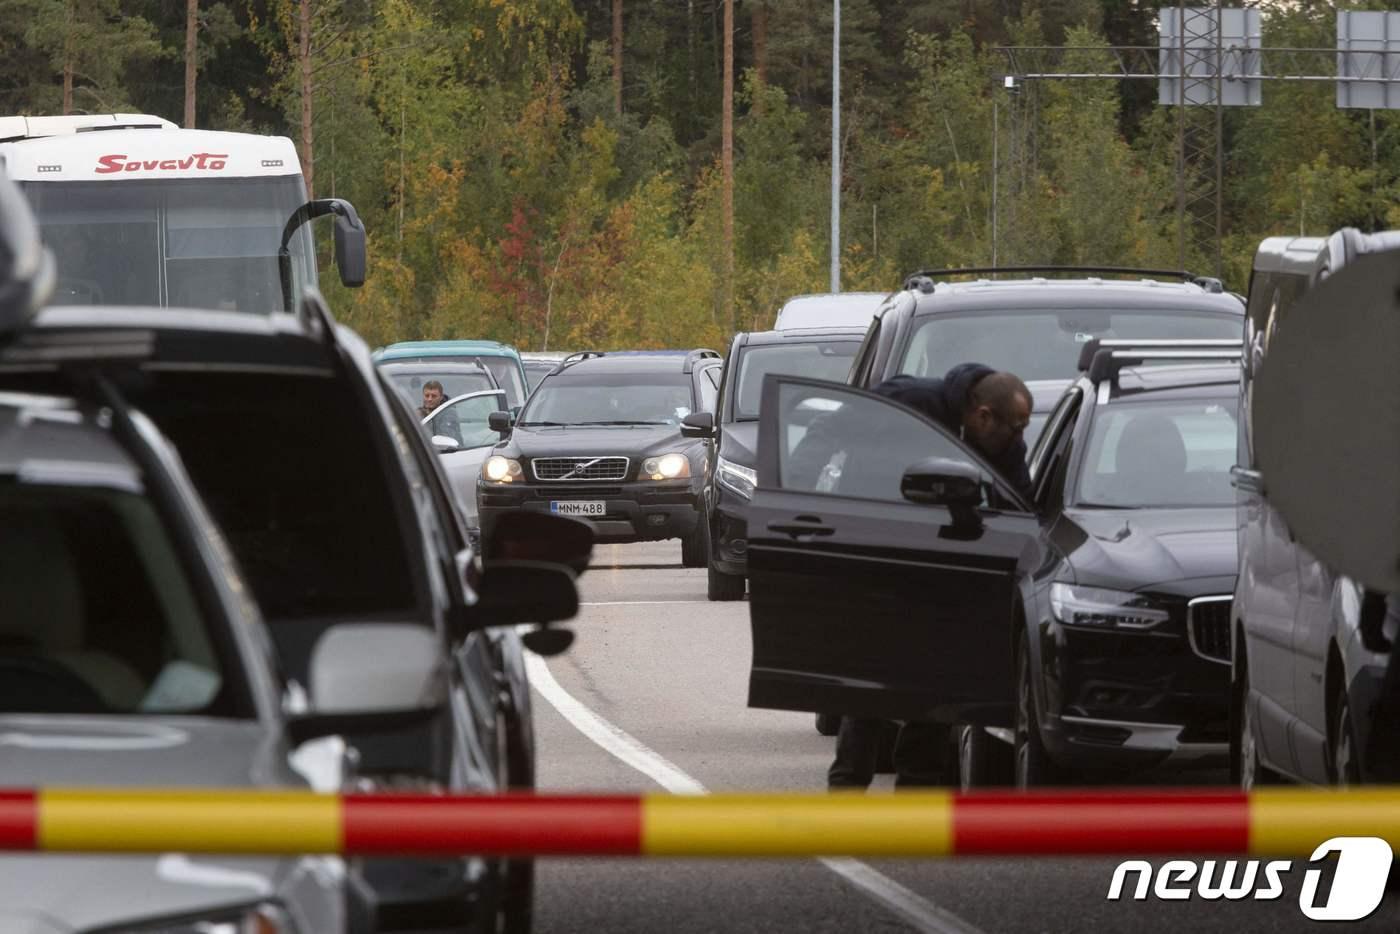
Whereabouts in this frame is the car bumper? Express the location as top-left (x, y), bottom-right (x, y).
top-left (710, 485), bottom-right (749, 576)
top-left (480, 478), bottom-right (701, 544)
top-left (1039, 620), bottom-right (1231, 770)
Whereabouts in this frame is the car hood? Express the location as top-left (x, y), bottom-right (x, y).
top-left (1060, 507), bottom-right (1237, 594)
top-left (0, 716), bottom-right (330, 933)
top-left (717, 421), bottom-right (758, 467)
top-left (507, 425), bottom-right (690, 459)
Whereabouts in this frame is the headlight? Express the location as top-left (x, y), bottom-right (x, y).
top-left (641, 452), bottom-right (690, 480)
top-left (114, 903), bottom-right (293, 933)
top-left (715, 456), bottom-right (757, 499)
top-left (482, 455), bottom-right (523, 483)
top-left (1050, 583), bottom-right (1170, 630)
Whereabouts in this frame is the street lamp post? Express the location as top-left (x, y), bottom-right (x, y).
top-left (830, 0), bottom-right (840, 294)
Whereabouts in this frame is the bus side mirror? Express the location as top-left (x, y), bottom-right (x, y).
top-left (333, 207), bottom-right (366, 288)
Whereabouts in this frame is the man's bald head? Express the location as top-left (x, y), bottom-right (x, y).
top-left (963, 371), bottom-right (1033, 458)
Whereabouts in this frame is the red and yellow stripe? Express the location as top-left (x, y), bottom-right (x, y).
top-left (1, 788), bottom-right (1398, 857)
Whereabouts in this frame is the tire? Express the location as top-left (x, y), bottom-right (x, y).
top-left (958, 725), bottom-right (1015, 790)
top-left (874, 721), bottom-right (898, 774)
top-left (1234, 650), bottom-right (1283, 788)
top-left (499, 710), bottom-right (535, 934)
top-left (1332, 690), bottom-right (1361, 787)
top-left (707, 554), bottom-right (745, 601)
top-left (1013, 640), bottom-right (1063, 788)
top-left (815, 712), bottom-right (840, 736)
top-left (681, 514), bottom-right (708, 569)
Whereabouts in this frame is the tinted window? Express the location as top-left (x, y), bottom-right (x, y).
top-left (0, 486), bottom-right (244, 716)
top-left (520, 372), bottom-right (693, 426)
top-left (699, 367), bottom-right (720, 413)
top-left (898, 309), bottom-right (1241, 382)
top-left (776, 382), bottom-right (999, 505)
top-left (734, 341), bottom-right (861, 421)
top-left (1076, 397), bottom-right (1239, 508)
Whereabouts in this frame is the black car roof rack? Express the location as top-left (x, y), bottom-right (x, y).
top-left (683, 348), bottom-right (721, 373)
top-left (902, 266), bottom-right (1224, 295)
top-left (1077, 338), bottom-right (1243, 373)
top-left (1084, 339), bottom-right (1243, 385)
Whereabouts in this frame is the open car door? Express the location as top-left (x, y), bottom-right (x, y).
top-left (747, 375), bottom-right (1043, 725)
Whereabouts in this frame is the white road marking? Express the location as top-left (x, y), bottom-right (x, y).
top-left (580, 600), bottom-right (710, 606)
top-left (524, 651), bottom-right (986, 934)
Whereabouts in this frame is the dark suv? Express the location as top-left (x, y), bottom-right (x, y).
top-left (691, 327), bottom-right (867, 601)
top-left (849, 267), bottom-right (1246, 445)
top-left (479, 350), bottom-right (722, 566)
top-left (959, 341), bottom-right (1244, 786)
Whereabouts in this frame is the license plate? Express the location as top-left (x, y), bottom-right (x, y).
top-left (551, 500), bottom-right (606, 517)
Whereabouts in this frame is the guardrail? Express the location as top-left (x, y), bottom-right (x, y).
top-left (3, 788), bottom-right (1398, 856)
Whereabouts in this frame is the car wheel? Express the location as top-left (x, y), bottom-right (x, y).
top-left (815, 712), bottom-right (840, 736)
top-left (1235, 651), bottom-right (1283, 788)
top-left (498, 710), bottom-right (534, 934)
top-left (1332, 690), bottom-right (1361, 787)
top-left (707, 558), bottom-right (745, 601)
top-left (874, 721), bottom-right (898, 774)
top-left (1014, 641), bottom-right (1062, 788)
top-left (958, 725), bottom-right (1014, 790)
top-left (681, 515), bottom-right (708, 569)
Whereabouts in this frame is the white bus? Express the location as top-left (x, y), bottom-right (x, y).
top-left (0, 113), bottom-right (364, 313)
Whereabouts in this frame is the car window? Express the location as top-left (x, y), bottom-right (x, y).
top-left (774, 382), bottom-right (1001, 506)
top-left (0, 485), bottom-right (243, 716)
top-left (520, 372), bottom-right (693, 426)
top-left (479, 358), bottom-right (528, 408)
top-left (1075, 397), bottom-right (1239, 508)
top-left (898, 309), bottom-right (1241, 383)
top-left (388, 370), bottom-right (496, 407)
top-left (735, 341), bottom-right (861, 421)
top-left (428, 392), bottom-right (507, 449)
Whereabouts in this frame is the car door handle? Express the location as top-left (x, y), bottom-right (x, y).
top-left (768, 519), bottom-right (835, 538)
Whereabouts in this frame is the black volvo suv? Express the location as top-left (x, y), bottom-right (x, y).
top-left (478, 350), bottom-right (722, 565)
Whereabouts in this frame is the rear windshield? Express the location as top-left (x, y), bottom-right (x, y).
top-left (520, 372), bottom-right (693, 427)
top-left (899, 309), bottom-right (1241, 383)
top-left (733, 341), bottom-right (861, 421)
top-left (0, 485), bottom-right (249, 717)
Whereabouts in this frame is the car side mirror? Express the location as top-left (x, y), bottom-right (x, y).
top-left (489, 411), bottom-right (513, 434)
top-left (469, 560), bottom-right (579, 655)
top-left (901, 457), bottom-right (984, 537)
top-left (332, 203), bottom-right (366, 288)
top-left (681, 411), bottom-right (715, 439)
top-left (485, 511), bottom-right (593, 575)
top-left (285, 623), bottom-right (444, 746)
top-left (431, 434), bottom-right (460, 453)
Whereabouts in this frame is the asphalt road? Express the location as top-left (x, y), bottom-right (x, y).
top-left (530, 542), bottom-right (1400, 934)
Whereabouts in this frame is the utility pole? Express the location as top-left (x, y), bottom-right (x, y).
top-left (722, 0), bottom-right (735, 329)
top-left (183, 0), bottom-right (198, 127)
top-left (829, 0), bottom-right (841, 293)
top-left (612, 0), bottom-right (623, 116)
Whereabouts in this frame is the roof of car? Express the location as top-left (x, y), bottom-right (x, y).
top-left (0, 391), bottom-right (140, 487)
top-left (739, 326), bottom-right (869, 346)
top-left (909, 278), bottom-right (1245, 316)
top-left (376, 339), bottom-right (522, 360)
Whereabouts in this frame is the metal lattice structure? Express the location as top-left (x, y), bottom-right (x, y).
top-left (997, 8), bottom-right (1400, 277)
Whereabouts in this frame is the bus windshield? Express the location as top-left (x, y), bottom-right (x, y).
top-left (20, 176), bottom-right (315, 313)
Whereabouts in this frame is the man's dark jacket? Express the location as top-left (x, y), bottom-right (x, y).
top-left (872, 364), bottom-right (1032, 498)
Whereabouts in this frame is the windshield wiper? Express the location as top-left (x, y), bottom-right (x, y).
top-left (517, 420), bottom-right (569, 427)
top-left (574, 420), bottom-right (671, 426)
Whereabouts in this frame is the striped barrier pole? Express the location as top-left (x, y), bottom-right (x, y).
top-left (2, 788), bottom-right (1399, 857)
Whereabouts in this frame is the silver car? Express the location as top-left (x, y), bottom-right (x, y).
top-left (0, 389), bottom-right (444, 934)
